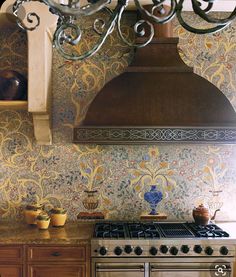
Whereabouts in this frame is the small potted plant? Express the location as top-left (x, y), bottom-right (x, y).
top-left (36, 213), bottom-right (50, 230)
top-left (50, 208), bottom-right (67, 227)
top-left (24, 204), bottom-right (42, 225)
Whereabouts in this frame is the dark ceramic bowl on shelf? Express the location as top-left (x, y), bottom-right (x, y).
top-left (0, 70), bottom-right (27, 100)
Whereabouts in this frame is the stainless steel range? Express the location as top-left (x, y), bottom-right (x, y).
top-left (91, 222), bottom-right (236, 277)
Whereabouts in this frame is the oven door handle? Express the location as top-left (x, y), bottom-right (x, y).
top-left (151, 266), bottom-right (232, 273)
top-left (96, 265), bottom-right (145, 272)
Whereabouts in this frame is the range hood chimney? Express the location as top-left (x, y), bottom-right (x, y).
top-left (74, 9), bottom-right (236, 144)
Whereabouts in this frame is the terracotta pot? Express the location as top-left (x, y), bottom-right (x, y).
top-left (36, 219), bottom-right (50, 230)
top-left (0, 70), bottom-right (27, 100)
top-left (24, 204), bottom-right (42, 225)
top-left (36, 213), bottom-right (50, 230)
top-left (50, 208), bottom-right (67, 227)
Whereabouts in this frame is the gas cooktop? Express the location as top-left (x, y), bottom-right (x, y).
top-left (92, 222), bottom-right (234, 258)
top-left (93, 222), bottom-right (230, 239)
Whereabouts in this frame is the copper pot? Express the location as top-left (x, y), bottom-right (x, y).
top-left (192, 204), bottom-right (220, 226)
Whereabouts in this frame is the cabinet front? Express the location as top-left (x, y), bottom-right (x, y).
top-left (0, 265), bottom-right (22, 277)
top-left (95, 263), bottom-right (145, 277)
top-left (0, 246), bottom-right (23, 263)
top-left (28, 265), bottom-right (86, 277)
top-left (150, 263), bottom-right (232, 277)
top-left (28, 246), bottom-right (86, 262)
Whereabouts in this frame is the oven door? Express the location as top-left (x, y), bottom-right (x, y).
top-left (95, 263), bottom-right (145, 277)
top-left (150, 262), bottom-right (232, 277)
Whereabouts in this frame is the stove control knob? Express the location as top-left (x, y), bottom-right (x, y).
top-left (99, 247), bottom-right (107, 256)
top-left (181, 245), bottom-right (190, 254)
top-left (134, 246), bottom-right (143, 256)
top-left (205, 246), bottom-right (214, 256)
top-left (220, 246), bottom-right (229, 256)
top-left (160, 245), bottom-right (169, 254)
top-left (194, 245), bottom-right (203, 254)
top-left (114, 246), bottom-right (123, 256)
top-left (124, 245), bottom-right (133, 254)
top-left (170, 246), bottom-right (179, 256)
top-left (150, 247), bottom-right (158, 256)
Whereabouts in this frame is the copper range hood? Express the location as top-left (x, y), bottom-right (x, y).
top-left (74, 19), bottom-right (236, 144)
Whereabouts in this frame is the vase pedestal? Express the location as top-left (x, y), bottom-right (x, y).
top-left (77, 212), bottom-right (105, 220)
top-left (140, 212), bottom-right (167, 221)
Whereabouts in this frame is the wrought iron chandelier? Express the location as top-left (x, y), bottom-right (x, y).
top-left (12, 0), bottom-right (236, 60)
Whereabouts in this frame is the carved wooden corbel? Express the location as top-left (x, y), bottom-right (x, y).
top-left (1, 0), bottom-right (58, 145)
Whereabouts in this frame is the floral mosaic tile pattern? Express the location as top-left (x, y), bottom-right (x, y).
top-left (0, 13), bottom-right (236, 221)
top-left (0, 14), bottom-right (27, 76)
top-left (175, 13), bottom-right (236, 109)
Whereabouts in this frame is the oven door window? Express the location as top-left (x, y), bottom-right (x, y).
top-left (95, 263), bottom-right (145, 277)
top-left (150, 263), bottom-right (232, 277)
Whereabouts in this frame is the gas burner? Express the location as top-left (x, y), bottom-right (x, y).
top-left (94, 223), bottom-right (126, 239)
top-left (187, 223), bottom-right (230, 238)
top-left (128, 223), bottom-right (160, 239)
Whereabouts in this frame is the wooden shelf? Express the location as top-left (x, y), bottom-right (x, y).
top-left (0, 101), bottom-right (28, 110)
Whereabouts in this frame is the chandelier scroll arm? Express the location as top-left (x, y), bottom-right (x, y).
top-left (176, 0), bottom-right (229, 34)
top-left (11, 0), bottom-right (236, 61)
top-left (53, 1), bottom-right (127, 60)
top-left (12, 0), bottom-right (40, 31)
top-left (198, 1), bottom-right (214, 13)
top-left (191, 0), bottom-right (236, 25)
top-left (117, 4), bottom-right (154, 48)
top-left (41, 0), bottom-right (111, 17)
top-left (133, 0), bottom-right (177, 25)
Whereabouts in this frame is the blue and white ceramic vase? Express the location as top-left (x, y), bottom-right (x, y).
top-left (144, 185), bottom-right (163, 215)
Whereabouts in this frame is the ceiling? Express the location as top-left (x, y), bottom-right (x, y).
top-left (105, 1), bottom-right (235, 12)
top-left (183, 0), bottom-right (235, 12)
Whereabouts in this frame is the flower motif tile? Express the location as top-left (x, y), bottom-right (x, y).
top-left (0, 13), bottom-right (236, 221)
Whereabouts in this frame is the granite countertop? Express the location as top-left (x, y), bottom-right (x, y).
top-left (0, 221), bottom-right (94, 245)
top-left (0, 221), bottom-right (236, 245)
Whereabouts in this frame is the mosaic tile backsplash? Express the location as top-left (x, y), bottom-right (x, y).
top-left (0, 13), bottom-right (236, 221)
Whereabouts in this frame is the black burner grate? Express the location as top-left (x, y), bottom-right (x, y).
top-left (93, 222), bottom-right (230, 239)
top-left (187, 223), bottom-right (230, 238)
top-left (94, 222), bottom-right (126, 238)
top-left (128, 223), bottom-right (161, 239)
